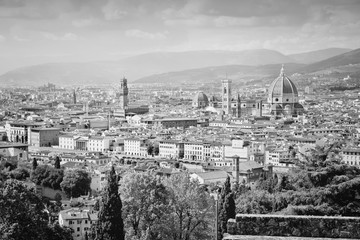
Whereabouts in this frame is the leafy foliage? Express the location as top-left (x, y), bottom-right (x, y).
top-left (31, 165), bottom-right (64, 190)
top-left (95, 166), bottom-right (124, 240)
top-left (236, 143), bottom-right (360, 216)
top-left (60, 169), bottom-right (91, 198)
top-left (0, 179), bottom-right (72, 240)
top-left (162, 173), bottom-right (215, 240)
top-left (120, 171), bottom-right (169, 240)
top-left (7, 167), bottom-right (30, 181)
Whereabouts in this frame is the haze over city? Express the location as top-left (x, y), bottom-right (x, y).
top-left (1, 0), bottom-right (360, 75)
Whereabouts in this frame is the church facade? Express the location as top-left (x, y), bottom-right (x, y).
top-left (192, 66), bottom-right (303, 118)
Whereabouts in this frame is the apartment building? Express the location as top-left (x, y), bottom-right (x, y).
top-left (342, 149), bottom-right (360, 166)
top-left (124, 138), bottom-right (148, 156)
top-left (58, 208), bottom-right (98, 240)
top-left (159, 140), bottom-right (184, 159)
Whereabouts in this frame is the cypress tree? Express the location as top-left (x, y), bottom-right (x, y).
top-left (54, 156), bottom-right (61, 169)
top-left (219, 176), bottom-right (231, 206)
top-left (217, 176), bottom-right (231, 240)
top-left (219, 192), bottom-right (236, 237)
top-left (95, 165), bottom-right (124, 240)
top-left (32, 158), bottom-right (38, 170)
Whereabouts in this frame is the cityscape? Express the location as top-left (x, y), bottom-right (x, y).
top-left (1, 1), bottom-right (360, 240)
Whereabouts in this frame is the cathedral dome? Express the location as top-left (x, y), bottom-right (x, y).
top-left (192, 91), bottom-right (209, 108)
top-left (268, 65), bottom-right (299, 104)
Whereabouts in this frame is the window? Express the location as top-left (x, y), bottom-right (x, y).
top-left (275, 98), bottom-right (279, 102)
top-left (77, 227), bottom-right (80, 232)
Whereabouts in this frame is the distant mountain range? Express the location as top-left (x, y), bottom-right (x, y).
top-left (136, 48), bottom-right (360, 84)
top-left (134, 63), bottom-right (305, 84)
top-left (0, 47), bottom-right (356, 86)
top-left (288, 48), bottom-right (351, 64)
top-left (295, 48), bottom-right (360, 73)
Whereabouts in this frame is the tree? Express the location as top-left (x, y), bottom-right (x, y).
top-left (219, 192), bottom-right (236, 237)
top-left (162, 173), bottom-right (215, 240)
top-left (8, 167), bottom-right (30, 181)
top-left (95, 166), bottom-right (124, 240)
top-left (0, 179), bottom-right (72, 240)
top-left (147, 145), bottom-right (154, 156)
top-left (60, 169), bottom-right (91, 198)
top-left (31, 165), bottom-right (64, 190)
top-left (217, 176), bottom-right (232, 239)
top-left (153, 145), bottom-right (159, 156)
top-left (120, 171), bottom-right (169, 239)
top-left (54, 193), bottom-right (63, 210)
top-left (236, 142), bottom-right (360, 217)
top-left (54, 156), bottom-right (61, 169)
top-left (32, 158), bottom-right (38, 170)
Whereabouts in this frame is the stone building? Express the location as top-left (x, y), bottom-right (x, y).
top-left (113, 77), bottom-right (149, 118)
top-left (29, 127), bottom-right (60, 147)
top-left (268, 65), bottom-right (304, 116)
top-left (192, 91), bottom-right (209, 108)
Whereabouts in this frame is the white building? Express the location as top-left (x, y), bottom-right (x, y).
top-left (124, 138), bottom-right (148, 156)
top-left (58, 208), bottom-right (98, 240)
top-left (159, 140), bottom-right (184, 159)
top-left (183, 141), bottom-right (225, 164)
top-left (88, 136), bottom-right (111, 152)
top-left (59, 135), bottom-right (75, 150)
top-left (224, 139), bottom-right (251, 161)
top-left (59, 135), bottom-right (111, 152)
top-left (342, 149), bottom-right (360, 167)
top-left (90, 169), bottom-right (108, 192)
top-left (265, 148), bottom-right (293, 167)
top-left (184, 142), bottom-right (204, 161)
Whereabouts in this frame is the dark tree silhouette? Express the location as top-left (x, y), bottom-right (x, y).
top-left (60, 169), bottom-right (91, 198)
top-left (218, 176), bottom-right (232, 239)
top-left (54, 156), bottom-right (61, 169)
top-left (219, 192), bottom-right (236, 237)
top-left (0, 179), bottom-right (72, 240)
top-left (95, 166), bottom-right (124, 240)
top-left (32, 158), bottom-right (38, 170)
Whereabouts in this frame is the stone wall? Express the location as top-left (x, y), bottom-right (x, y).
top-left (227, 214), bottom-right (360, 239)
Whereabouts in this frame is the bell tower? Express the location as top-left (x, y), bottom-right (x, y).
top-left (222, 79), bottom-right (231, 114)
top-left (119, 77), bottom-right (129, 109)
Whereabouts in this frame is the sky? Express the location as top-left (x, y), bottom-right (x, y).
top-left (0, 0), bottom-right (360, 74)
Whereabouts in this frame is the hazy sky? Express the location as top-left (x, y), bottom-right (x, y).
top-left (1, 0), bottom-right (360, 74)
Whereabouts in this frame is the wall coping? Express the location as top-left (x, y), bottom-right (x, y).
top-left (234, 214), bottom-right (360, 220)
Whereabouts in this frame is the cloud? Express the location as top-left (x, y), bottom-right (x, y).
top-left (0, 34), bottom-right (5, 41)
top-left (0, 0), bottom-right (25, 8)
top-left (72, 18), bottom-right (96, 27)
top-left (125, 29), bottom-right (167, 40)
top-left (102, 1), bottom-right (127, 20)
top-left (13, 35), bottom-right (30, 41)
top-left (42, 32), bottom-right (78, 41)
top-left (213, 16), bottom-right (258, 27)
